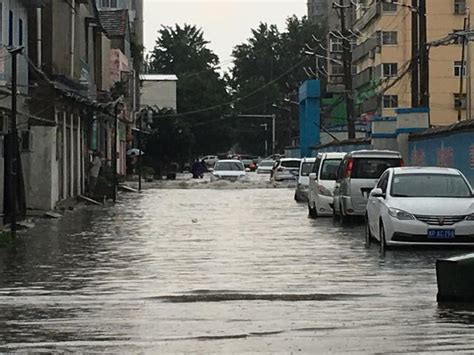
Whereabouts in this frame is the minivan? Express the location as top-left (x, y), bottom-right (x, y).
top-left (333, 150), bottom-right (404, 222)
top-left (295, 157), bottom-right (316, 202)
top-left (272, 158), bottom-right (301, 181)
top-left (307, 152), bottom-right (346, 217)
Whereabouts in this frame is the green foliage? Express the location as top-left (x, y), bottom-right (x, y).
top-left (148, 25), bottom-right (232, 157)
top-left (229, 16), bottom-right (326, 154)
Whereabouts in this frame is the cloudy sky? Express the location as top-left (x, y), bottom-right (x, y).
top-left (143, 0), bottom-right (307, 70)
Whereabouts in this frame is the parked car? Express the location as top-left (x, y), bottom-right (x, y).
top-left (333, 150), bottom-right (404, 222)
top-left (366, 167), bottom-right (474, 251)
top-left (210, 160), bottom-right (246, 182)
top-left (256, 160), bottom-right (275, 174)
top-left (272, 158), bottom-right (301, 181)
top-left (294, 157), bottom-right (316, 202)
top-left (241, 159), bottom-right (256, 171)
top-left (307, 152), bottom-right (346, 217)
top-left (201, 155), bottom-right (219, 168)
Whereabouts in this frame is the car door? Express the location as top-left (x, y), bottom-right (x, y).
top-left (333, 158), bottom-right (346, 214)
top-left (368, 171), bottom-right (390, 239)
top-left (308, 157), bottom-right (321, 206)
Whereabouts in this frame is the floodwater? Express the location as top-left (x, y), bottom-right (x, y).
top-left (1, 174), bottom-right (474, 353)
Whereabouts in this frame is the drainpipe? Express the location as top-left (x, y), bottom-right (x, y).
top-left (36, 7), bottom-right (41, 67)
top-left (70, 0), bottom-right (75, 78)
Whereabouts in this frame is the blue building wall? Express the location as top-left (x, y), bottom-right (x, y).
top-left (409, 130), bottom-right (474, 185)
top-left (299, 80), bottom-right (321, 158)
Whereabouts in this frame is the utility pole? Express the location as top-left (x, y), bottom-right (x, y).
top-left (336, 0), bottom-right (356, 139)
top-left (418, 0), bottom-right (429, 109)
top-left (458, 17), bottom-right (468, 121)
top-left (271, 113), bottom-right (276, 155)
top-left (411, 0), bottom-right (419, 107)
top-left (8, 47), bottom-right (23, 236)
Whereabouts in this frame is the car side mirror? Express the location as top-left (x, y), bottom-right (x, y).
top-left (370, 188), bottom-right (385, 198)
top-left (309, 173), bottom-right (317, 180)
top-left (208, 168), bottom-right (214, 172)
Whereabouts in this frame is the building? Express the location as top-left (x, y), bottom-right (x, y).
top-left (351, 0), bottom-right (474, 126)
top-left (139, 74), bottom-right (178, 111)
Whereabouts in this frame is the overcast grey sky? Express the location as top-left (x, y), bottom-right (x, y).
top-left (144, 0), bottom-right (307, 71)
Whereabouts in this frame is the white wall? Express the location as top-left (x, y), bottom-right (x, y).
top-left (141, 80), bottom-right (177, 110)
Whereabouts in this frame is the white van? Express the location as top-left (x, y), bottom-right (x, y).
top-left (333, 150), bottom-right (404, 222)
top-left (295, 157), bottom-right (316, 202)
top-left (308, 152), bottom-right (346, 217)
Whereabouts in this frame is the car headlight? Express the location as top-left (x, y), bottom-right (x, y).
top-left (317, 185), bottom-right (332, 197)
top-left (388, 207), bottom-right (415, 220)
top-left (466, 213), bottom-right (474, 221)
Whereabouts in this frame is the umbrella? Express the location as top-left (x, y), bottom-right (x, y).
top-left (127, 148), bottom-right (145, 156)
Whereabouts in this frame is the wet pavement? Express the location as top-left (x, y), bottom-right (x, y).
top-left (1, 173), bottom-right (474, 353)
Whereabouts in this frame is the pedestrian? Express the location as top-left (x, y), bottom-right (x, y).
top-left (89, 151), bottom-right (102, 195)
top-left (191, 159), bottom-right (202, 179)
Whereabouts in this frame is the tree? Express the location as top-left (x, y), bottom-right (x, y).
top-left (228, 16), bottom-right (326, 154)
top-left (149, 25), bottom-right (232, 158)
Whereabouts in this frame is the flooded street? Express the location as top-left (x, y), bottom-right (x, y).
top-left (1, 174), bottom-right (474, 353)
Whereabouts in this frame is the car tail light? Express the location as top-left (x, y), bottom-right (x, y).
top-left (400, 159), bottom-right (405, 167)
top-left (345, 159), bottom-right (353, 178)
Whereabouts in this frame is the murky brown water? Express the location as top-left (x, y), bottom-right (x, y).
top-left (1, 174), bottom-right (474, 353)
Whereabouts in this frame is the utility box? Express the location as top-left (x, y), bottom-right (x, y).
top-left (436, 253), bottom-right (474, 303)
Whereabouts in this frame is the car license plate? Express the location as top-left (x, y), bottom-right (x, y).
top-left (428, 229), bottom-right (455, 239)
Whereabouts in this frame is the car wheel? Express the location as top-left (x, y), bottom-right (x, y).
top-left (365, 215), bottom-right (372, 247)
top-left (379, 221), bottom-right (387, 254)
top-left (308, 202), bottom-right (317, 219)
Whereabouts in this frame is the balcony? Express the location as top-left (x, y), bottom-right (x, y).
top-left (352, 34), bottom-right (380, 63)
top-left (353, 3), bottom-right (381, 32)
top-left (353, 67), bottom-right (374, 89)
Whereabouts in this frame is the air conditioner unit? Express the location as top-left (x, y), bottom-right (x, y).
top-left (21, 130), bottom-right (33, 151)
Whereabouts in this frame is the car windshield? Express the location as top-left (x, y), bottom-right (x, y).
top-left (281, 160), bottom-right (300, 168)
top-left (300, 162), bottom-right (314, 176)
top-left (320, 159), bottom-right (341, 180)
top-left (215, 162), bottom-right (244, 171)
top-left (259, 161), bottom-right (274, 167)
top-left (391, 173), bottom-right (472, 198)
top-left (352, 158), bottom-right (401, 179)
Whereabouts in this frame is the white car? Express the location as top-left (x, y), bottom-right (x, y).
top-left (366, 167), bottom-right (474, 251)
top-left (295, 157), bottom-right (316, 202)
top-left (272, 158), bottom-right (301, 181)
top-left (210, 160), bottom-right (246, 182)
top-left (256, 160), bottom-right (275, 174)
top-left (308, 152), bottom-right (346, 217)
top-left (201, 155), bottom-right (219, 168)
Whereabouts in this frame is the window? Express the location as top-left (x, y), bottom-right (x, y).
top-left (382, 31), bottom-right (397, 45)
top-left (100, 0), bottom-right (118, 8)
top-left (391, 173), bottom-right (472, 198)
top-left (320, 159), bottom-right (342, 180)
top-left (312, 158), bottom-right (321, 174)
top-left (18, 19), bottom-right (23, 46)
top-left (330, 38), bottom-right (343, 53)
top-left (352, 158), bottom-right (402, 179)
top-left (331, 64), bottom-right (345, 76)
top-left (383, 95), bottom-right (398, 108)
top-left (376, 171), bottom-right (390, 194)
top-left (301, 162), bottom-right (315, 176)
top-left (382, 63), bottom-right (398, 78)
top-left (454, 61), bottom-right (466, 76)
top-left (454, 93), bottom-right (467, 109)
top-left (454, 0), bottom-right (466, 15)
top-left (382, 2), bottom-right (398, 12)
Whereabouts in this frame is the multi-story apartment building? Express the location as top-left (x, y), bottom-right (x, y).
top-left (352, 0), bottom-right (473, 126)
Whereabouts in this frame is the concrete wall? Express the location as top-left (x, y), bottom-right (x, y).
top-left (408, 121), bottom-right (474, 185)
top-left (141, 80), bottom-right (177, 110)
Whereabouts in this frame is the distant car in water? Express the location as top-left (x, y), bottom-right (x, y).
top-left (256, 160), bottom-right (275, 174)
top-left (241, 159), bottom-right (257, 171)
top-left (210, 160), bottom-right (247, 182)
top-left (295, 157), bottom-right (316, 202)
top-left (365, 167), bottom-right (474, 251)
top-left (272, 158), bottom-right (301, 181)
top-left (201, 155), bottom-right (219, 168)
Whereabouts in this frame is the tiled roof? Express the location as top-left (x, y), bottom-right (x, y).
top-left (99, 9), bottom-right (129, 37)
